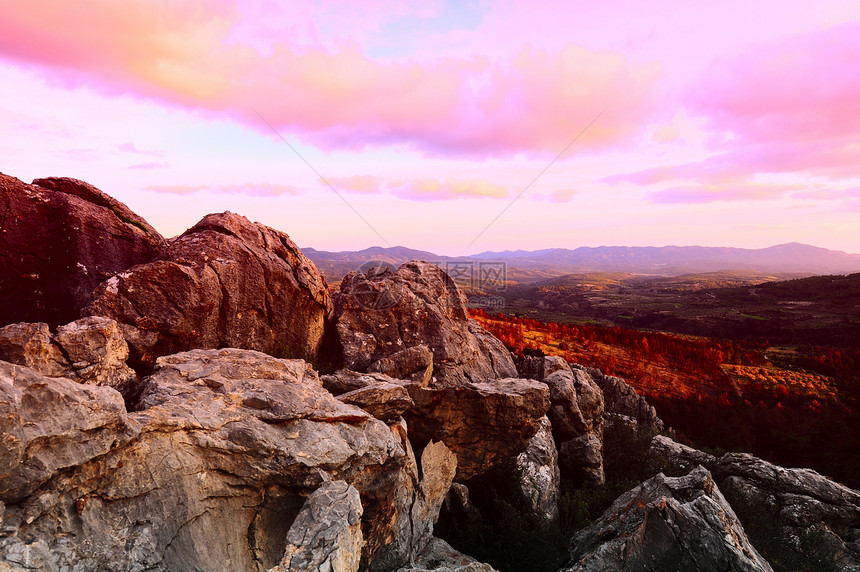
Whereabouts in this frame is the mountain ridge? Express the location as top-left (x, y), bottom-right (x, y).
top-left (303, 242), bottom-right (860, 282)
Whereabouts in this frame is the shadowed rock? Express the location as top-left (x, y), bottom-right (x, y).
top-left (0, 173), bottom-right (165, 326)
top-left (404, 378), bottom-right (549, 480)
top-left (398, 537), bottom-right (497, 572)
top-left (577, 365), bottom-right (664, 431)
top-left (563, 466), bottom-right (773, 572)
top-left (85, 212), bottom-right (332, 368)
top-left (333, 261), bottom-right (516, 387)
top-left (516, 356), bottom-right (605, 485)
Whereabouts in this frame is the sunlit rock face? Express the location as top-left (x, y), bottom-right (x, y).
top-left (333, 261), bottom-right (517, 388)
top-left (85, 212), bottom-right (332, 368)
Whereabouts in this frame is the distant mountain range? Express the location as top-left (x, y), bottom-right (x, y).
top-left (303, 243), bottom-right (860, 283)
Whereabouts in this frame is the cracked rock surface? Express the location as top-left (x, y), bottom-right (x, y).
top-left (0, 349), bottom-right (409, 571)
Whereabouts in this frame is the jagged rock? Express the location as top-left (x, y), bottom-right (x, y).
top-left (0, 349), bottom-right (410, 571)
top-left (0, 318), bottom-right (140, 399)
top-left (404, 378), bottom-right (549, 480)
top-left (648, 435), bottom-right (860, 571)
top-left (559, 433), bottom-right (604, 486)
top-left (516, 356), bottom-right (605, 485)
top-left (322, 368), bottom-right (425, 396)
top-left (577, 365), bottom-right (664, 430)
top-left (0, 361), bottom-right (139, 504)
top-left (514, 416), bottom-right (560, 522)
top-left (268, 481), bottom-right (363, 572)
top-left (0, 173), bottom-right (165, 326)
top-left (337, 382), bottom-right (415, 423)
top-left (333, 261), bottom-right (516, 387)
top-left (398, 537), bottom-right (498, 572)
top-left (368, 344), bottom-right (434, 385)
top-left (363, 425), bottom-right (457, 571)
top-left (563, 466), bottom-right (773, 572)
top-left (411, 441), bottom-right (458, 554)
top-left (85, 212), bottom-right (332, 368)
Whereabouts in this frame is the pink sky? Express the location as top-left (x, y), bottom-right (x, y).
top-left (1, 0), bottom-right (859, 254)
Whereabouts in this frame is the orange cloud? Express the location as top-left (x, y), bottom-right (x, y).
top-left (324, 175), bottom-right (383, 194)
top-left (0, 1), bottom-right (661, 157)
top-left (389, 177), bottom-right (511, 201)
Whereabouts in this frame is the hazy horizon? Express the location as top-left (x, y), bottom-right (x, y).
top-left (3, 1), bottom-right (860, 255)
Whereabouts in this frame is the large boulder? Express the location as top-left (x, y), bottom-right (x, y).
top-left (85, 212), bottom-right (332, 368)
top-left (563, 466), bottom-right (773, 572)
top-left (404, 379), bottom-right (550, 481)
top-left (0, 349), bottom-right (410, 571)
top-left (333, 261), bottom-right (516, 387)
top-left (0, 317), bottom-right (139, 400)
top-left (648, 435), bottom-right (860, 571)
top-left (0, 173), bottom-right (165, 326)
top-left (0, 361), bottom-right (138, 504)
top-left (516, 356), bottom-right (605, 485)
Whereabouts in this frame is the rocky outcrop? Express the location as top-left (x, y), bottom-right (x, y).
top-left (0, 173), bottom-right (165, 326)
top-left (399, 538), bottom-right (497, 572)
top-left (648, 435), bottom-right (860, 571)
top-left (85, 212), bottom-right (332, 368)
top-left (563, 466), bottom-right (773, 572)
top-left (269, 481), bottom-right (363, 572)
top-left (0, 349), bottom-right (411, 570)
top-left (333, 262), bottom-right (516, 387)
top-left (404, 379), bottom-right (550, 481)
top-left (576, 365), bottom-right (664, 431)
top-left (516, 356), bottom-right (605, 485)
top-left (0, 318), bottom-right (139, 400)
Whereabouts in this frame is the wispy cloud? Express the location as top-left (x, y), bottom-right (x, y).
top-left (118, 142), bottom-right (164, 157)
top-left (647, 183), bottom-right (796, 204)
top-left (128, 161), bottom-right (169, 170)
top-left (145, 182), bottom-right (300, 197)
